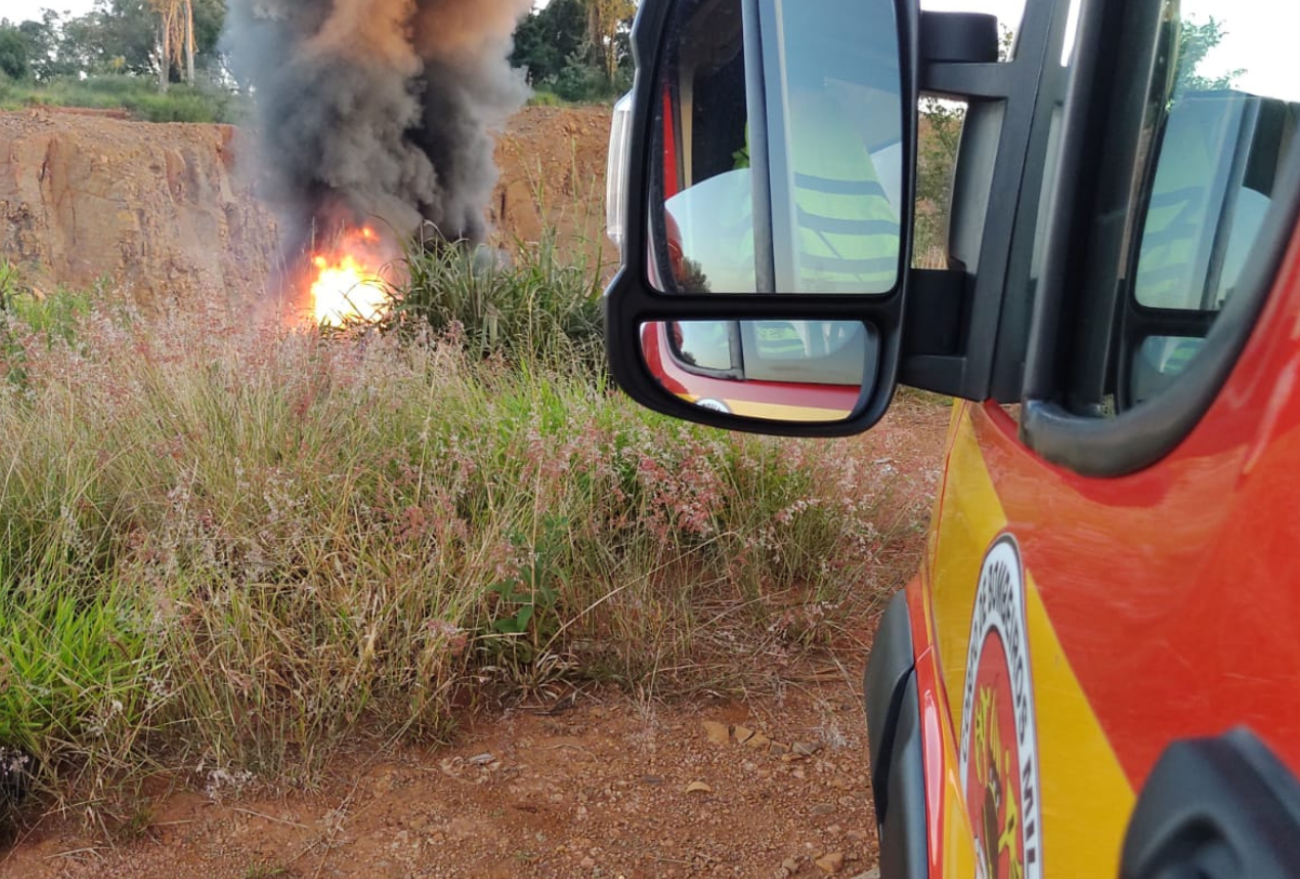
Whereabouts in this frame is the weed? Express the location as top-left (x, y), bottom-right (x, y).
top-left (0, 247), bottom-right (928, 807)
top-left (0, 74), bottom-right (246, 124)
top-left (390, 230), bottom-right (605, 374)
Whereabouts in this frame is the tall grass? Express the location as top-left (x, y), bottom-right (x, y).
top-left (0, 252), bottom-right (928, 805)
top-left (392, 230), bottom-right (605, 373)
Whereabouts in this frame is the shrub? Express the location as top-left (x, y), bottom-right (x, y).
top-left (391, 231), bottom-right (607, 374)
top-left (0, 74), bottom-right (245, 123)
top-left (0, 253), bottom-right (931, 799)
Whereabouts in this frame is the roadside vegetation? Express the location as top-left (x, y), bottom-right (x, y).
top-left (0, 73), bottom-right (242, 123)
top-left (0, 245), bottom-right (932, 819)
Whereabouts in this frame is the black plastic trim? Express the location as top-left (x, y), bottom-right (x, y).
top-left (1120, 728), bottom-right (1300, 879)
top-left (862, 592), bottom-right (927, 879)
top-left (901, 269), bottom-right (965, 357)
top-left (922, 62), bottom-right (1014, 101)
top-left (602, 0), bottom-right (920, 438)
top-left (863, 591), bottom-right (916, 810)
top-left (876, 673), bottom-right (928, 879)
top-left (924, 0), bottom-right (1067, 406)
top-left (985, 0), bottom-right (1079, 403)
top-left (919, 12), bottom-right (998, 65)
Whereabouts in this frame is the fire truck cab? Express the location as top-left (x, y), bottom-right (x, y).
top-left (602, 0), bottom-right (1300, 876)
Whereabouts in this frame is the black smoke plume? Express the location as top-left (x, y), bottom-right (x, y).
top-left (223, 0), bottom-right (533, 255)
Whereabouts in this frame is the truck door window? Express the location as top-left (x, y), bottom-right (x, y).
top-left (1080, 0), bottom-right (1300, 412)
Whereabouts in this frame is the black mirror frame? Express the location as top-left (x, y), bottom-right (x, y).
top-left (602, 0), bottom-right (920, 438)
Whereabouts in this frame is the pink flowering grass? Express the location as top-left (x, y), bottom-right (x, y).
top-left (0, 280), bottom-right (931, 798)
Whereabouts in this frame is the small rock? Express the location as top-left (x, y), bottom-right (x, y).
top-left (850, 870), bottom-right (881, 879)
top-left (747, 732), bottom-right (772, 750)
top-left (734, 725), bottom-right (755, 744)
top-left (467, 752), bottom-right (495, 765)
top-left (782, 857), bottom-right (800, 872)
top-left (811, 804), bottom-right (836, 816)
top-left (703, 721), bottom-right (731, 746)
top-left (686, 781), bottom-right (713, 794)
top-left (581, 856), bottom-right (596, 869)
top-left (793, 742), bottom-right (823, 757)
top-left (827, 825), bottom-right (842, 835)
top-left (770, 742), bottom-right (790, 757)
top-left (815, 852), bottom-right (845, 874)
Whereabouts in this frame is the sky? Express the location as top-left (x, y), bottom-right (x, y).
top-left (5, 1), bottom-right (95, 25)
top-left (923, 0), bottom-right (1300, 103)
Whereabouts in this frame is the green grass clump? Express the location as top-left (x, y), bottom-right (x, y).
top-left (391, 230), bottom-right (606, 374)
top-left (0, 249), bottom-right (931, 804)
top-left (0, 577), bottom-right (158, 767)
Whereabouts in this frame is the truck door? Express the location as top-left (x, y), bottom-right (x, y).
top-left (921, 0), bottom-right (1300, 875)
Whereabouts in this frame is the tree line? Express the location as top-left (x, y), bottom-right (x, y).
top-left (0, 0), bottom-right (636, 103)
top-left (0, 1), bottom-right (222, 89)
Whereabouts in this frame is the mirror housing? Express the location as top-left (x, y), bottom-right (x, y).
top-left (602, 0), bottom-right (920, 437)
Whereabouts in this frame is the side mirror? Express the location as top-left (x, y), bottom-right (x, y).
top-left (603, 0), bottom-right (918, 436)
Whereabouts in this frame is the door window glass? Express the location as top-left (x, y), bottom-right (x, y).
top-left (1119, 0), bottom-right (1300, 406)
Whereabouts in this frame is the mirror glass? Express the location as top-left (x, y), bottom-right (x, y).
top-left (650, 0), bottom-right (904, 295)
top-left (640, 319), bottom-right (877, 422)
top-left (1130, 335), bottom-right (1206, 406)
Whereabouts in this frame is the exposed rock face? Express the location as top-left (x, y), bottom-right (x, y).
top-left (0, 105), bottom-right (615, 307)
top-left (0, 109), bottom-right (278, 307)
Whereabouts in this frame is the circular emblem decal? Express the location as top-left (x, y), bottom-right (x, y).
top-left (959, 536), bottom-right (1041, 879)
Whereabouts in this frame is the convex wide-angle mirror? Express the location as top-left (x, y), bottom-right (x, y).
top-left (603, 0), bottom-right (916, 436)
top-left (644, 319), bottom-right (877, 422)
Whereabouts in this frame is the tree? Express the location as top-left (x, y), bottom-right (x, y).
top-left (1175, 17), bottom-right (1244, 95)
top-left (148, 0), bottom-right (195, 90)
top-left (582, 0), bottom-right (635, 85)
top-left (914, 99), bottom-right (965, 264)
top-left (0, 22), bottom-right (33, 81)
top-left (511, 0), bottom-right (588, 85)
top-left (35, 0), bottom-right (222, 84)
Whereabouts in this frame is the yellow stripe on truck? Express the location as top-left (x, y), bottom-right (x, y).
top-left (925, 405), bottom-right (1135, 877)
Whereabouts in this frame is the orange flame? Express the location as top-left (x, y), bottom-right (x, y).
top-left (310, 228), bottom-right (390, 327)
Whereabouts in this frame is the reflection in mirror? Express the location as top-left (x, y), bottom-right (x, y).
top-left (650, 0), bottom-right (903, 295)
top-left (1131, 335), bottom-right (1206, 406)
top-left (640, 319), bottom-right (877, 423)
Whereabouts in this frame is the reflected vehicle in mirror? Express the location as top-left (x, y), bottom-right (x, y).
top-left (649, 0), bottom-right (905, 297)
top-left (641, 319), bottom-right (874, 421)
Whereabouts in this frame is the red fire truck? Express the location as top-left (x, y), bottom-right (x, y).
top-left (602, 0), bottom-right (1300, 876)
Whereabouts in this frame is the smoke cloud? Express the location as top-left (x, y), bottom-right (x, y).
top-left (222, 0), bottom-right (533, 255)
